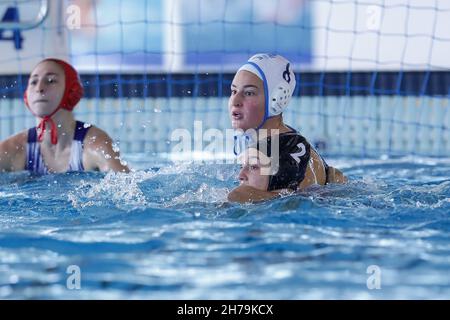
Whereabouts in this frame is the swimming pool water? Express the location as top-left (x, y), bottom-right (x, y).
top-left (0, 155), bottom-right (449, 299)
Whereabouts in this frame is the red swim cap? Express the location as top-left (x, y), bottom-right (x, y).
top-left (24, 58), bottom-right (84, 144)
top-left (24, 58), bottom-right (84, 111)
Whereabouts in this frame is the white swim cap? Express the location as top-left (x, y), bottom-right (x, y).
top-left (237, 53), bottom-right (296, 123)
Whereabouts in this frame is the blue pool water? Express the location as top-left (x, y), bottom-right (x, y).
top-left (0, 155), bottom-right (449, 299)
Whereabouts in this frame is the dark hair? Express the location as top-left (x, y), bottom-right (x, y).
top-left (253, 133), bottom-right (311, 191)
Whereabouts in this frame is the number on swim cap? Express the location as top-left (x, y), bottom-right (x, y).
top-left (283, 63), bottom-right (291, 84)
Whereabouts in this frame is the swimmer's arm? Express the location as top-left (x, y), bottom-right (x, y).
top-left (227, 185), bottom-right (280, 203)
top-left (305, 149), bottom-right (348, 186)
top-left (0, 133), bottom-right (26, 172)
top-left (298, 165), bottom-right (347, 189)
top-left (0, 141), bottom-right (12, 172)
top-left (83, 128), bottom-right (130, 173)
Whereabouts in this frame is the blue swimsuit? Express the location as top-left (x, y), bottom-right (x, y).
top-left (26, 121), bottom-right (90, 175)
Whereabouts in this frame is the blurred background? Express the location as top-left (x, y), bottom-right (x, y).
top-left (0, 0), bottom-right (449, 157)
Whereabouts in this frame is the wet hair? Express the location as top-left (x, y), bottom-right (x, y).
top-left (253, 132), bottom-right (311, 191)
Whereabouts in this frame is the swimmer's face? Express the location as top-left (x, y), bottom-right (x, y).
top-left (229, 70), bottom-right (265, 130)
top-left (26, 61), bottom-right (65, 118)
top-left (238, 148), bottom-right (271, 191)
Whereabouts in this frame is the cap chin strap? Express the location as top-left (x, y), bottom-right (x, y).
top-left (27, 103), bottom-right (62, 145)
top-left (37, 115), bottom-right (59, 145)
top-left (233, 134), bottom-right (247, 156)
top-left (233, 61), bottom-right (272, 154)
top-left (234, 61), bottom-right (287, 153)
top-left (246, 61), bottom-right (270, 131)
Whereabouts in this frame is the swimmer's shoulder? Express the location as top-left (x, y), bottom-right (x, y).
top-left (81, 125), bottom-right (114, 165)
top-left (298, 149), bottom-right (327, 189)
top-left (299, 147), bottom-right (348, 188)
top-left (2, 129), bottom-right (28, 147)
top-left (81, 124), bottom-right (129, 173)
top-left (0, 130), bottom-right (28, 171)
top-left (82, 125), bottom-right (113, 149)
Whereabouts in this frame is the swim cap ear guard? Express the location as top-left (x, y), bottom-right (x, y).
top-left (57, 60), bottom-right (84, 112)
top-left (269, 72), bottom-right (293, 116)
top-left (237, 53), bottom-right (296, 127)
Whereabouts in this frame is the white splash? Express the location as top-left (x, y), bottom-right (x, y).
top-left (67, 171), bottom-right (157, 211)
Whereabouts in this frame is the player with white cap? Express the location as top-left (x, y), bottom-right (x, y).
top-left (228, 53), bottom-right (347, 203)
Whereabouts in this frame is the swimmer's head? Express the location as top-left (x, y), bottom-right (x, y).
top-left (238, 133), bottom-right (310, 191)
top-left (229, 70), bottom-right (266, 131)
top-left (238, 147), bottom-right (272, 191)
top-left (24, 58), bottom-right (84, 118)
top-left (229, 54), bottom-right (296, 131)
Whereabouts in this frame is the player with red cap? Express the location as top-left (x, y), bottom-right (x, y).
top-left (0, 58), bottom-right (130, 174)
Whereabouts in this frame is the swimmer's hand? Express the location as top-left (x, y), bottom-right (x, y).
top-left (227, 185), bottom-right (280, 204)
